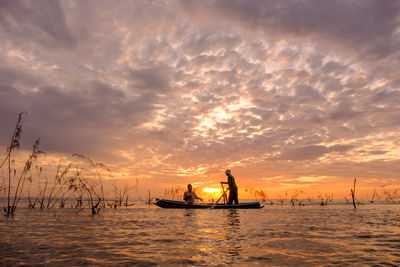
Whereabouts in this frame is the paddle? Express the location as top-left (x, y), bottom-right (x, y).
top-left (210, 183), bottom-right (229, 209)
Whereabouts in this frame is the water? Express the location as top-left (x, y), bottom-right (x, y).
top-left (1, 203), bottom-right (400, 266)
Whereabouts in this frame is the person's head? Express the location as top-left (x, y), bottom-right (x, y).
top-left (225, 169), bottom-right (231, 176)
top-left (187, 184), bottom-right (192, 191)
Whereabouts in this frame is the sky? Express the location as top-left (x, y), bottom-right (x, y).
top-left (1, 0), bottom-right (400, 199)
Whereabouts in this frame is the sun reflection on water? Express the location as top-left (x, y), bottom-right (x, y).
top-left (1, 204), bottom-right (400, 266)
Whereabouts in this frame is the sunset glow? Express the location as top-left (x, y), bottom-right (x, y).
top-left (202, 188), bottom-right (221, 194)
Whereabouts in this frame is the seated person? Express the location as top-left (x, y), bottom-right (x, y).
top-left (183, 184), bottom-right (203, 204)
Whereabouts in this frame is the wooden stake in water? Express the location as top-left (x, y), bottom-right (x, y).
top-left (351, 177), bottom-right (357, 209)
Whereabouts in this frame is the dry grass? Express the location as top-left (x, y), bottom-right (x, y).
top-left (2, 112), bottom-right (45, 216)
top-left (1, 113), bottom-right (138, 216)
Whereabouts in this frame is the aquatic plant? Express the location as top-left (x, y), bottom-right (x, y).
top-left (145, 190), bottom-right (154, 205)
top-left (108, 180), bottom-right (136, 208)
top-left (318, 193), bottom-right (333, 206)
top-left (368, 188), bottom-right (377, 203)
top-left (26, 164), bottom-right (41, 209)
top-left (1, 112), bottom-right (144, 215)
top-left (67, 167), bottom-right (102, 215)
top-left (116, 183), bottom-right (127, 207)
top-left (290, 190), bottom-right (304, 206)
top-left (163, 185), bottom-right (185, 201)
top-left (1, 112), bottom-right (25, 215)
top-left (27, 181), bottom-right (38, 208)
top-left (72, 153), bottom-right (110, 208)
top-left (124, 179), bottom-right (139, 206)
top-left (37, 168), bottom-right (48, 209)
top-left (381, 186), bottom-right (400, 204)
top-left (27, 160), bottom-right (74, 210)
top-left (245, 188), bottom-right (273, 204)
top-left (62, 154), bottom-right (120, 214)
top-left (44, 161), bottom-right (72, 209)
top-left (276, 192), bottom-right (288, 205)
top-left (1, 112), bottom-right (45, 216)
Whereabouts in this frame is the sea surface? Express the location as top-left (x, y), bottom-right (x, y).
top-left (1, 202), bottom-right (400, 266)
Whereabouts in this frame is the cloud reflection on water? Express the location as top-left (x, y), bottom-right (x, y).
top-left (1, 204), bottom-right (400, 265)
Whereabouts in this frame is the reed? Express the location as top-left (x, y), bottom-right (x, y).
top-left (1, 112), bottom-right (143, 215)
top-left (27, 166), bottom-right (40, 209)
top-left (68, 168), bottom-right (101, 215)
top-left (44, 161), bottom-right (72, 209)
top-left (1, 112), bottom-right (45, 216)
top-left (124, 179), bottom-right (138, 206)
top-left (105, 181), bottom-right (135, 208)
top-left (145, 190), bottom-right (153, 205)
top-left (37, 169), bottom-right (48, 209)
top-left (318, 193), bottom-right (333, 206)
top-left (289, 190), bottom-right (304, 206)
top-left (118, 182), bottom-right (134, 207)
top-left (368, 188), bottom-right (377, 203)
top-left (27, 192), bottom-right (38, 208)
top-left (118, 184), bottom-right (126, 207)
top-left (381, 186), bottom-right (400, 204)
top-left (277, 192), bottom-right (288, 205)
top-left (163, 185), bottom-right (185, 201)
top-left (2, 112), bottom-right (25, 216)
top-left (246, 188), bottom-right (273, 204)
top-left (9, 139), bottom-right (43, 214)
top-left (72, 153), bottom-right (110, 209)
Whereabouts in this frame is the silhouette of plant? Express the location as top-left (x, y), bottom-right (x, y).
top-left (1, 112), bottom-right (45, 216)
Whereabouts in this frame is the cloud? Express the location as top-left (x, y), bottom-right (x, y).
top-left (180, 0), bottom-right (400, 60)
top-left (274, 144), bottom-right (353, 161)
top-left (0, 1), bottom-right (399, 196)
top-left (0, 0), bottom-right (76, 48)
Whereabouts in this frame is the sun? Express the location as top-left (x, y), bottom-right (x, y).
top-left (202, 187), bottom-right (220, 193)
top-left (202, 187), bottom-right (223, 199)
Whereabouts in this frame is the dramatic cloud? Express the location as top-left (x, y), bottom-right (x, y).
top-left (1, 0), bottom-right (400, 197)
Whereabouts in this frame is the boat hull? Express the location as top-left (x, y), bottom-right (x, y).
top-left (155, 199), bottom-right (263, 209)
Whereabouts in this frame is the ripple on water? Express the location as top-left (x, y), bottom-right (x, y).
top-left (1, 204), bottom-right (400, 266)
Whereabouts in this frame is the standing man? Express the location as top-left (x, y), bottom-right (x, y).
top-left (183, 184), bottom-right (203, 204)
top-left (225, 169), bottom-right (239, 205)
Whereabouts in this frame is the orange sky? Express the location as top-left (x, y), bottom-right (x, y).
top-left (1, 1), bottom-right (400, 201)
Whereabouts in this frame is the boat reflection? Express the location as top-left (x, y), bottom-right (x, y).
top-left (184, 209), bottom-right (196, 217)
top-left (179, 208), bottom-right (244, 265)
top-left (223, 209), bottom-right (242, 262)
top-left (182, 209), bottom-right (198, 235)
top-left (226, 209), bottom-right (240, 228)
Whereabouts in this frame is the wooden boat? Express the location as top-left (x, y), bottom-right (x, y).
top-left (155, 198), bottom-right (264, 209)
